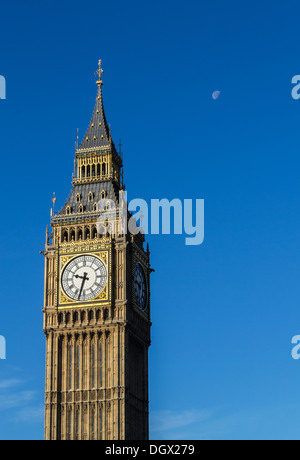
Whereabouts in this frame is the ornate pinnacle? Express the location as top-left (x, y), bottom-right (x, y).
top-left (46, 225), bottom-right (49, 245)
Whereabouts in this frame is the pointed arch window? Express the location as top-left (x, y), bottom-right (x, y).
top-left (66, 206), bottom-right (71, 215)
top-left (76, 408), bottom-right (80, 441)
top-left (91, 408), bottom-right (96, 441)
top-left (62, 229), bottom-right (68, 242)
top-left (76, 345), bottom-right (80, 389)
top-left (99, 342), bottom-right (104, 388)
top-left (69, 344), bottom-right (73, 390)
top-left (99, 406), bottom-right (103, 441)
top-left (76, 193), bottom-right (81, 203)
top-left (68, 409), bottom-right (72, 440)
top-left (78, 204), bottom-right (84, 213)
top-left (92, 344), bottom-right (96, 389)
top-left (92, 226), bottom-right (97, 239)
top-left (88, 192), bottom-right (94, 202)
top-left (93, 202), bottom-right (97, 212)
top-left (89, 310), bottom-right (94, 321)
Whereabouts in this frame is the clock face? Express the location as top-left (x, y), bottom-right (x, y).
top-left (134, 263), bottom-right (147, 310)
top-left (62, 255), bottom-right (107, 302)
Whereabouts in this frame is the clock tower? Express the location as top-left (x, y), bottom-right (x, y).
top-left (42, 61), bottom-right (152, 441)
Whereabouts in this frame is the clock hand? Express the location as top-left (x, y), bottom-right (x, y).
top-left (75, 274), bottom-right (90, 280)
top-left (77, 272), bottom-right (89, 300)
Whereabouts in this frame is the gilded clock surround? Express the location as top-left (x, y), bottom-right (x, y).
top-left (42, 61), bottom-right (152, 441)
top-left (59, 250), bottom-right (111, 306)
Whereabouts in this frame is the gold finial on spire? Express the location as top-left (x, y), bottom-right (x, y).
top-left (96, 59), bottom-right (104, 86)
top-left (76, 128), bottom-right (79, 149)
top-left (51, 192), bottom-right (57, 217)
top-left (52, 192), bottom-right (56, 207)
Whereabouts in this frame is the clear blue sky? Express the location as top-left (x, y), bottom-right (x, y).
top-left (1, 0), bottom-right (300, 440)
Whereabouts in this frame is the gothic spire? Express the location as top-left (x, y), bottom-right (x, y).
top-left (77, 60), bottom-right (114, 153)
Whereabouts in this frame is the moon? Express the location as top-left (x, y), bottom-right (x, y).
top-left (212, 90), bottom-right (221, 100)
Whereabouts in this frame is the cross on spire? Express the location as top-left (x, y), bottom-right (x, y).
top-left (96, 59), bottom-right (104, 86)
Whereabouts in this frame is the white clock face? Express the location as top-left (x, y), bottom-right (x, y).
top-left (62, 255), bottom-right (107, 301)
top-left (134, 263), bottom-right (147, 310)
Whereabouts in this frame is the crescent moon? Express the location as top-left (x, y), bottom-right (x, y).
top-left (212, 91), bottom-right (221, 100)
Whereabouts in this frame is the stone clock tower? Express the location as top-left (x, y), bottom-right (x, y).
top-left (42, 61), bottom-right (152, 441)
